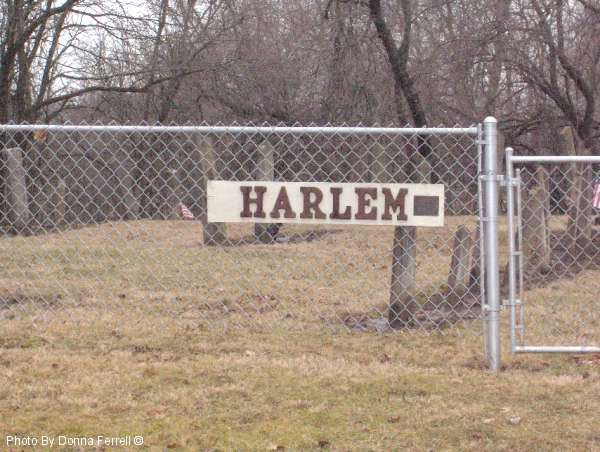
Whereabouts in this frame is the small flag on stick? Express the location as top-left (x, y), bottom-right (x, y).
top-left (179, 203), bottom-right (195, 220)
top-left (593, 182), bottom-right (600, 210)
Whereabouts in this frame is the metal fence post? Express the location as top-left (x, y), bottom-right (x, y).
top-left (483, 117), bottom-right (501, 372)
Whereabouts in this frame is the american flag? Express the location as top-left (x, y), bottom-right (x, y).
top-left (179, 203), bottom-right (195, 220)
top-left (593, 180), bottom-right (600, 210)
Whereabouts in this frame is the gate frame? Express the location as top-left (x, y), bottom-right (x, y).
top-left (504, 149), bottom-right (600, 354)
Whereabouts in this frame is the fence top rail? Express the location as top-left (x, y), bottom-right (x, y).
top-left (0, 124), bottom-right (479, 136)
top-left (509, 155), bottom-right (600, 164)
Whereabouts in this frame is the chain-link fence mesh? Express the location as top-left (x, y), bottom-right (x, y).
top-left (509, 158), bottom-right (600, 348)
top-left (0, 124), bottom-right (483, 334)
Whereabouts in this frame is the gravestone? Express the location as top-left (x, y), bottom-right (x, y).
top-left (521, 173), bottom-right (551, 274)
top-left (371, 142), bottom-right (391, 183)
top-left (111, 153), bottom-right (140, 220)
top-left (1, 147), bottom-right (30, 233)
top-left (447, 225), bottom-right (473, 298)
top-left (560, 127), bottom-right (593, 244)
top-left (468, 224), bottom-right (481, 296)
top-left (254, 141), bottom-right (276, 243)
top-left (196, 136), bottom-right (227, 246)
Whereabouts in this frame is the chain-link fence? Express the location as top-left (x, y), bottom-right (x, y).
top-left (0, 124), bottom-right (484, 335)
top-left (505, 151), bottom-right (600, 353)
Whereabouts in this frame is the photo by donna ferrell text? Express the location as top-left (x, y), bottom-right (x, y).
top-left (5, 434), bottom-right (144, 448)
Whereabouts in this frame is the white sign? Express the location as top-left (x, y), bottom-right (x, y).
top-left (207, 181), bottom-right (444, 227)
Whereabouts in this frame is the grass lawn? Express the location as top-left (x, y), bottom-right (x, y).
top-left (0, 217), bottom-right (599, 451)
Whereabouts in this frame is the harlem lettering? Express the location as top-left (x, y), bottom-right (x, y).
top-left (240, 185), bottom-right (408, 221)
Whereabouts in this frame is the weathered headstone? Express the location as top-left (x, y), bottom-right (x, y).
top-left (35, 139), bottom-right (67, 229)
top-left (389, 226), bottom-right (418, 325)
top-left (469, 223), bottom-right (481, 295)
top-left (135, 135), bottom-right (178, 220)
top-left (371, 142), bottom-right (408, 184)
top-left (447, 225), bottom-right (473, 299)
top-left (54, 178), bottom-right (66, 227)
top-left (143, 137), bottom-right (179, 221)
top-left (535, 165), bottom-right (551, 254)
top-left (1, 147), bottom-right (30, 233)
top-left (196, 136), bottom-right (227, 246)
top-left (254, 141), bottom-right (276, 243)
top-left (112, 154), bottom-right (140, 220)
top-left (158, 158), bottom-right (180, 221)
top-left (371, 142), bottom-right (391, 183)
top-left (560, 127), bottom-right (593, 245)
top-left (521, 174), bottom-right (551, 274)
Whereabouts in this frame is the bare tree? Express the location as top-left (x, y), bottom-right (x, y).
top-left (505, 0), bottom-right (599, 244)
top-left (367, 0), bottom-right (432, 326)
top-left (0, 0), bottom-right (80, 123)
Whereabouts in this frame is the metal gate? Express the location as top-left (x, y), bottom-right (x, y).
top-left (505, 150), bottom-right (600, 354)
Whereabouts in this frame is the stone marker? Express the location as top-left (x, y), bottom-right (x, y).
top-left (521, 175), bottom-right (551, 274)
top-left (1, 147), bottom-right (30, 233)
top-left (447, 224), bottom-right (473, 298)
top-left (468, 223), bottom-right (481, 295)
top-left (107, 142), bottom-right (140, 221)
top-left (33, 134), bottom-right (68, 229)
top-left (54, 178), bottom-right (66, 227)
top-left (371, 142), bottom-right (391, 183)
top-left (560, 127), bottom-right (593, 244)
top-left (196, 136), bottom-right (227, 246)
top-left (535, 165), bottom-right (551, 254)
top-left (254, 141), bottom-right (276, 243)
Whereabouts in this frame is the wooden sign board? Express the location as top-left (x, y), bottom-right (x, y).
top-left (207, 181), bottom-right (444, 227)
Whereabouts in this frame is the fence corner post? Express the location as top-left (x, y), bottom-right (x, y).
top-left (483, 117), bottom-right (501, 372)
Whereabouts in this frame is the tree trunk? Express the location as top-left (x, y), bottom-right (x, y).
top-left (322, 0), bottom-right (353, 122)
top-left (388, 152), bottom-right (431, 327)
top-left (368, 0), bottom-right (432, 327)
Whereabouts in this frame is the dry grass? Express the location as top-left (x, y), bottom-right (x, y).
top-left (1, 217), bottom-right (599, 451)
